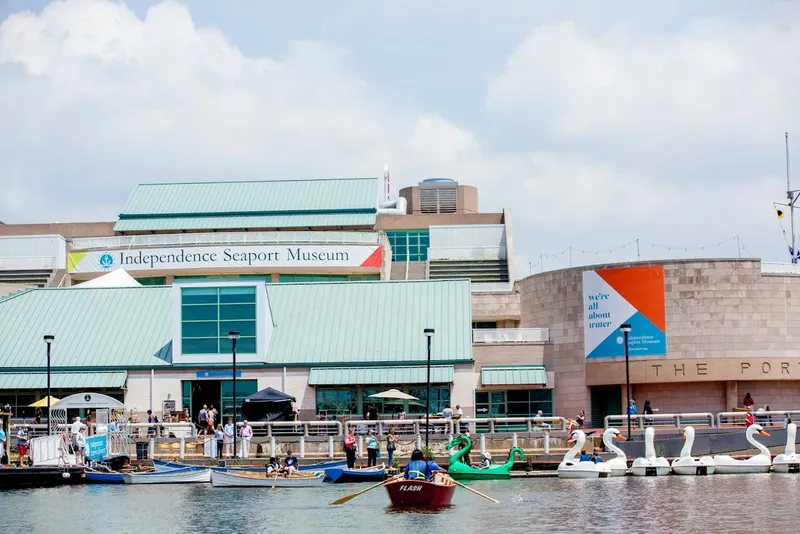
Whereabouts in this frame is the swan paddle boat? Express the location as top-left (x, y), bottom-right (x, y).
top-left (210, 470), bottom-right (325, 487)
top-left (602, 428), bottom-right (629, 477)
top-left (713, 424), bottom-right (772, 474)
top-left (385, 472), bottom-right (457, 507)
top-left (772, 422), bottom-right (800, 474)
top-left (558, 430), bottom-right (610, 479)
top-left (671, 426), bottom-right (715, 475)
top-left (445, 434), bottom-right (524, 479)
top-left (631, 427), bottom-right (670, 476)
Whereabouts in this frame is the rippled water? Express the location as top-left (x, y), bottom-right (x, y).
top-left (3, 474), bottom-right (798, 534)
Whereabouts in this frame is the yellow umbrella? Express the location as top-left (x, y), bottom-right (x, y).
top-left (29, 396), bottom-right (60, 408)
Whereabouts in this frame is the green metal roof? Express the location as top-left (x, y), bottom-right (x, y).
top-left (113, 213), bottom-right (376, 232)
top-left (480, 365), bottom-right (547, 386)
top-left (114, 177), bottom-right (379, 232)
top-left (0, 372), bottom-right (128, 389)
top-left (265, 279), bottom-right (473, 365)
top-left (0, 287), bottom-right (173, 371)
top-left (308, 365), bottom-right (454, 385)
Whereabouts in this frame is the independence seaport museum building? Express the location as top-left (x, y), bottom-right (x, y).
top-left (1, 175), bottom-right (800, 425)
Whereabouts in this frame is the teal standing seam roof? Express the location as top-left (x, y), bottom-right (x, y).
top-left (265, 279), bottom-right (473, 366)
top-left (0, 287), bottom-right (173, 371)
top-left (0, 372), bottom-right (128, 389)
top-left (308, 366), bottom-right (454, 385)
top-left (113, 213), bottom-right (376, 232)
top-left (118, 177), bottom-right (379, 217)
top-left (480, 365), bottom-right (547, 386)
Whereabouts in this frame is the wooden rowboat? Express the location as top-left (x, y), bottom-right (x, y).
top-left (152, 458), bottom-right (347, 473)
top-left (326, 464), bottom-right (386, 483)
top-left (210, 470), bottom-right (325, 487)
top-left (121, 467), bottom-right (211, 484)
top-left (385, 473), bottom-right (456, 507)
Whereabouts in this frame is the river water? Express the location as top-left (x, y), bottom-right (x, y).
top-left (2, 474), bottom-right (798, 534)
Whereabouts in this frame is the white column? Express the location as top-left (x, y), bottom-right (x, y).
top-left (544, 432), bottom-right (550, 455)
top-left (480, 434), bottom-right (486, 456)
top-left (512, 433), bottom-right (518, 448)
top-left (328, 436), bottom-right (334, 458)
top-left (357, 436), bottom-right (364, 458)
top-left (299, 436), bottom-right (305, 459)
top-left (270, 437), bottom-right (276, 457)
top-left (179, 437), bottom-right (185, 460)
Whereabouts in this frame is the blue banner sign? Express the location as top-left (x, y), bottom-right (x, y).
top-left (85, 435), bottom-right (108, 460)
top-left (195, 370), bottom-right (242, 379)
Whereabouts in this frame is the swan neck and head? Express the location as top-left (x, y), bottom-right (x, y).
top-left (644, 427), bottom-right (657, 458)
top-left (603, 428), bottom-right (626, 459)
top-left (567, 430), bottom-right (585, 460)
top-left (746, 424), bottom-right (771, 455)
top-left (786, 423), bottom-right (797, 456)
top-left (680, 426), bottom-right (696, 458)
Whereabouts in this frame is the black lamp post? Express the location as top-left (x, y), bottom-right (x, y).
top-left (423, 328), bottom-right (435, 450)
top-left (44, 335), bottom-right (54, 435)
top-left (620, 323), bottom-right (632, 440)
top-left (228, 331), bottom-right (240, 459)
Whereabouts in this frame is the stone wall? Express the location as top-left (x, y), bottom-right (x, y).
top-left (472, 290), bottom-right (521, 321)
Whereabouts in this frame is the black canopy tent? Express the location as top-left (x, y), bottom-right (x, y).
top-left (241, 387), bottom-right (296, 422)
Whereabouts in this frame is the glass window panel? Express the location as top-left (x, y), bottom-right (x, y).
top-left (491, 392), bottom-right (506, 404)
top-left (182, 304), bottom-right (218, 321)
top-left (236, 337), bottom-right (257, 353)
top-left (507, 402), bottom-right (530, 417)
top-left (475, 391), bottom-right (489, 404)
top-left (183, 321), bottom-right (218, 338)
top-left (219, 286), bottom-right (256, 304)
top-left (507, 390), bottom-right (528, 402)
top-left (219, 321), bottom-right (256, 337)
top-left (220, 303), bottom-right (255, 321)
top-left (183, 338), bottom-right (219, 354)
top-left (181, 287), bottom-right (219, 304)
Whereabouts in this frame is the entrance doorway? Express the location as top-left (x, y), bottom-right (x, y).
top-left (190, 380), bottom-right (221, 427)
top-left (590, 385), bottom-right (622, 428)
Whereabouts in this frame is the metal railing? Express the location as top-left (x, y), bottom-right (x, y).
top-left (70, 231), bottom-right (380, 250)
top-left (603, 413), bottom-right (716, 430)
top-left (761, 262), bottom-right (800, 275)
top-left (471, 282), bottom-right (513, 293)
top-left (237, 420), bottom-right (342, 437)
top-left (472, 328), bottom-right (549, 343)
top-left (716, 410), bottom-right (800, 427)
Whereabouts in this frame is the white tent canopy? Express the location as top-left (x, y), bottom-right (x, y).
top-left (75, 269), bottom-right (141, 288)
top-left (50, 392), bottom-right (125, 410)
top-left (368, 389), bottom-right (419, 400)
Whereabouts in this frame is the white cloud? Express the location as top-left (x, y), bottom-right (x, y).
top-left (0, 0), bottom-right (798, 273)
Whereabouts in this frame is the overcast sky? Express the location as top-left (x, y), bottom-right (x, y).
top-left (1, 0), bottom-right (799, 273)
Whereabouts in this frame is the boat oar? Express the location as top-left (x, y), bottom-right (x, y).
top-left (330, 474), bottom-right (402, 505)
top-left (450, 479), bottom-right (499, 503)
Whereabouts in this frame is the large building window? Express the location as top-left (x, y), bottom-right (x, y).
top-left (315, 385), bottom-right (450, 417)
top-left (181, 286), bottom-right (257, 354)
top-left (475, 389), bottom-right (553, 418)
top-left (385, 230), bottom-right (430, 262)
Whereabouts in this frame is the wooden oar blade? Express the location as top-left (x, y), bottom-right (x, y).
top-left (451, 478), bottom-right (500, 503)
top-left (329, 473), bottom-right (401, 505)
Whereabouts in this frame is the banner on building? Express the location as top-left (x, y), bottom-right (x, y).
top-left (582, 265), bottom-right (666, 359)
top-left (68, 245), bottom-right (382, 274)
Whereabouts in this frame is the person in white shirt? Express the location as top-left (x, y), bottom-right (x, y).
top-left (239, 420), bottom-right (253, 458)
top-left (223, 418), bottom-right (235, 458)
top-left (442, 405), bottom-right (453, 419)
top-left (74, 430), bottom-right (87, 466)
top-left (70, 417), bottom-right (87, 450)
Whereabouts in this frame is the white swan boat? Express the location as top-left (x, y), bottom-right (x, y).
top-left (602, 427), bottom-right (629, 477)
top-left (772, 422), bottom-right (800, 474)
top-left (122, 467), bottom-right (211, 484)
top-left (557, 430), bottom-right (610, 479)
top-left (211, 470), bottom-right (325, 487)
top-left (631, 427), bottom-right (670, 476)
top-left (713, 424), bottom-right (772, 474)
top-left (671, 426), bottom-right (715, 475)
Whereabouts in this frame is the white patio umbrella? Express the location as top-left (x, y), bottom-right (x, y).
top-left (368, 389), bottom-right (419, 401)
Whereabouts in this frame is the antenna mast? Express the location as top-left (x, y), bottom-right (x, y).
top-left (787, 133), bottom-right (797, 263)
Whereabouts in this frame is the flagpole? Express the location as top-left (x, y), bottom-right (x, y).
top-left (787, 133), bottom-right (796, 263)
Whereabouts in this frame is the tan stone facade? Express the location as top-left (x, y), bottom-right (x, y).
top-left (519, 259), bottom-right (800, 423)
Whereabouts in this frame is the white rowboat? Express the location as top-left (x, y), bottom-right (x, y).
top-left (211, 470), bottom-right (325, 487)
top-left (122, 468), bottom-right (211, 484)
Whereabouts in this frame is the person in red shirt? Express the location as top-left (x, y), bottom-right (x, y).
top-left (745, 411), bottom-right (755, 428)
top-left (743, 393), bottom-right (755, 410)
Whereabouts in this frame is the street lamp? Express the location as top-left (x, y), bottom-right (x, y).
top-left (423, 328), bottom-right (435, 451)
top-left (228, 331), bottom-right (240, 459)
top-left (620, 323), bottom-right (632, 441)
top-left (44, 335), bottom-right (54, 435)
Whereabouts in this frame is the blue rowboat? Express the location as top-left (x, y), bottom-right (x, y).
top-left (153, 458), bottom-right (347, 473)
top-left (85, 471), bottom-right (125, 484)
top-left (326, 464), bottom-right (386, 483)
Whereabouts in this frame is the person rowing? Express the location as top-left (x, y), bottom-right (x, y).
top-left (403, 449), bottom-right (443, 481)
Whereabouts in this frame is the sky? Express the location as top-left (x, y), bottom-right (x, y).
top-left (1, 0), bottom-right (799, 274)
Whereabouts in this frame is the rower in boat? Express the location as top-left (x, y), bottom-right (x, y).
top-left (265, 457), bottom-right (280, 476)
top-left (281, 450), bottom-right (299, 475)
top-left (403, 449), bottom-right (443, 481)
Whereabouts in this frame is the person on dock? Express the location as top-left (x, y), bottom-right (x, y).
top-left (70, 417), bottom-right (86, 452)
top-left (215, 424), bottom-right (224, 459)
top-left (628, 399), bottom-right (638, 429)
top-left (16, 426), bottom-right (28, 466)
top-left (283, 449), bottom-right (299, 474)
top-left (576, 410), bottom-right (586, 428)
top-left (0, 425), bottom-right (6, 465)
top-left (239, 420), bottom-right (253, 459)
top-left (743, 393), bottom-right (755, 411)
top-left (344, 429), bottom-right (357, 468)
top-left (366, 431), bottom-right (378, 467)
top-left (74, 429), bottom-right (86, 466)
top-left (223, 418), bottom-right (235, 458)
top-left (402, 449), bottom-right (442, 481)
top-left (198, 405), bottom-right (208, 436)
top-left (386, 427), bottom-right (398, 467)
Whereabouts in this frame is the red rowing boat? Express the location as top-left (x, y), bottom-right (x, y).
top-left (385, 473), bottom-right (456, 507)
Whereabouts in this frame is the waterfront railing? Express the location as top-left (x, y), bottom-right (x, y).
top-left (603, 413), bottom-right (716, 431)
top-left (715, 410), bottom-right (800, 428)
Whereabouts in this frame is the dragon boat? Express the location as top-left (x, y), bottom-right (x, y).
top-left (445, 434), bottom-right (524, 479)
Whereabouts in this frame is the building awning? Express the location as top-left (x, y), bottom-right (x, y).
top-left (0, 372), bottom-right (128, 390)
top-left (309, 366), bottom-right (454, 386)
top-left (480, 366), bottom-right (547, 386)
